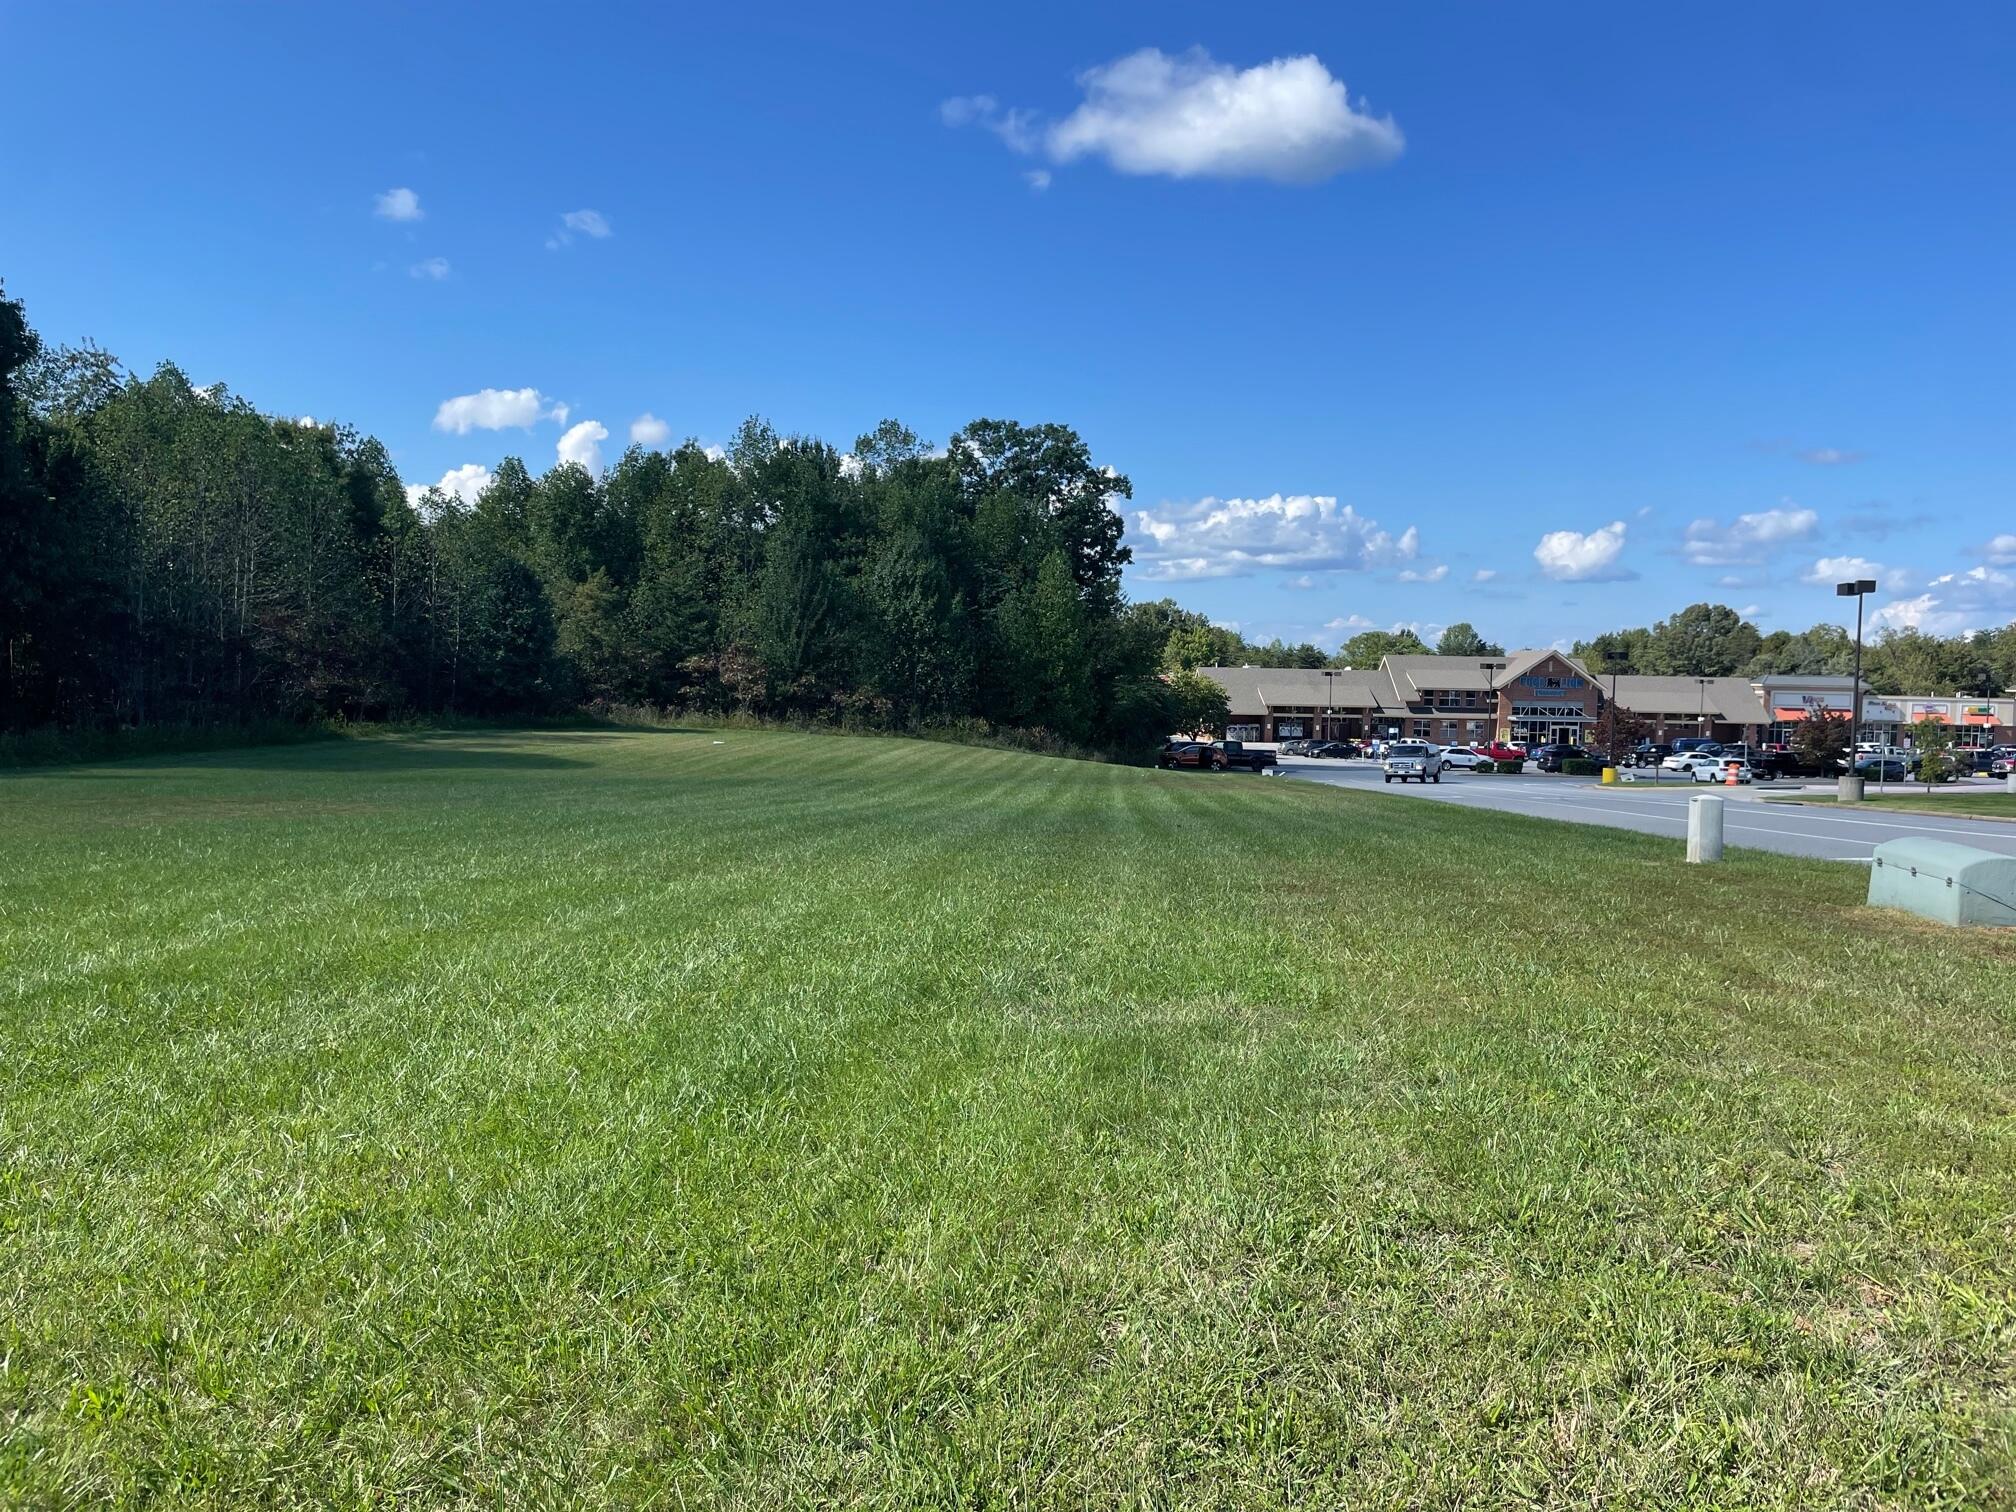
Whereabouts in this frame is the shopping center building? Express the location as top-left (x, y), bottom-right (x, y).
top-left (1198, 654), bottom-right (2015, 749)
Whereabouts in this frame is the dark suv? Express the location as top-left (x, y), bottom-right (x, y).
top-left (1534, 743), bottom-right (1592, 772)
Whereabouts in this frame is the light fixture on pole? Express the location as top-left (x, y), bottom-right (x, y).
top-left (1323, 667), bottom-right (1336, 742)
top-left (1695, 676), bottom-right (1712, 740)
top-left (1836, 577), bottom-right (1878, 744)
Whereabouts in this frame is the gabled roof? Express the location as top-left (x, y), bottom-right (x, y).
top-left (1609, 675), bottom-right (1768, 724)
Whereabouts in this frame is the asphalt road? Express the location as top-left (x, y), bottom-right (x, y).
top-left (1276, 757), bottom-right (2016, 863)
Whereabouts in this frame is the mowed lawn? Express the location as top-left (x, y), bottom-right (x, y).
top-left (3, 730), bottom-right (2014, 1508)
top-left (1772, 792), bottom-right (2016, 822)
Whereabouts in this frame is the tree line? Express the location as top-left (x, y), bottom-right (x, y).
top-left (0, 285), bottom-right (1189, 754)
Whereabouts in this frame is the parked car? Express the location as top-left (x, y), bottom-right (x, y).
top-left (1156, 740), bottom-right (1211, 769)
top-left (1309, 740), bottom-right (1360, 759)
top-left (1661, 750), bottom-right (1724, 777)
top-left (1853, 756), bottom-right (1911, 782)
top-left (1278, 738), bottom-right (1307, 756)
top-left (1625, 742), bottom-right (1673, 768)
top-left (1992, 750), bottom-right (2016, 778)
top-left (1723, 743), bottom-right (1799, 779)
top-left (1483, 741), bottom-right (1527, 761)
top-left (1210, 740), bottom-right (1277, 772)
top-left (1533, 743), bottom-right (1592, 773)
top-left (1671, 738), bottom-right (1723, 757)
top-left (1439, 744), bottom-right (1488, 769)
top-left (1693, 758), bottom-right (1754, 785)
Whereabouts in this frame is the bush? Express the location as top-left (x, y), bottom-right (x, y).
top-left (1561, 758), bottom-right (1604, 777)
top-left (1493, 759), bottom-right (1525, 774)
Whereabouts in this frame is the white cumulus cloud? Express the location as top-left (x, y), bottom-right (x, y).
top-left (1870, 567), bottom-right (2014, 637)
top-left (945, 48), bottom-right (1401, 186)
top-left (1396, 564), bottom-right (1448, 583)
top-left (1681, 505), bottom-right (1818, 566)
top-left (1131, 494), bottom-right (1420, 582)
top-left (1047, 48), bottom-right (1403, 183)
top-left (1471, 568), bottom-right (1497, 582)
top-left (374, 186), bottom-right (423, 221)
top-left (1534, 521), bottom-right (1632, 582)
top-left (557, 419), bottom-right (609, 477)
top-left (629, 412), bottom-right (671, 448)
top-left (1799, 554), bottom-right (1909, 589)
top-left (1981, 533), bottom-right (2016, 566)
top-left (433, 387), bottom-right (567, 435)
top-left (409, 257), bottom-right (451, 280)
top-left (1325, 614), bottom-right (1376, 631)
top-left (404, 463), bottom-right (494, 513)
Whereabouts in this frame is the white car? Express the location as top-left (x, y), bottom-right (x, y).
top-left (1660, 752), bottom-right (1721, 776)
top-left (1693, 758), bottom-right (1753, 784)
top-left (1438, 745), bottom-right (1488, 769)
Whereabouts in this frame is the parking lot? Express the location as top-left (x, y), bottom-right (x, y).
top-left (1274, 752), bottom-right (2016, 863)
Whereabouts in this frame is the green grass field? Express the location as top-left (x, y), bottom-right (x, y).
top-left (5, 729), bottom-right (2014, 1507)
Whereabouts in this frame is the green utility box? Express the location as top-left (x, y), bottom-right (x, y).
top-left (1867, 838), bottom-right (2016, 928)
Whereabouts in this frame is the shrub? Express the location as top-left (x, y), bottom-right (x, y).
top-left (1561, 758), bottom-right (1604, 777)
top-left (1494, 759), bottom-right (1525, 774)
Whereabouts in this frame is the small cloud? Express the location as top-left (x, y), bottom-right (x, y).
top-left (374, 186), bottom-right (423, 221)
top-left (433, 387), bottom-right (568, 434)
top-left (1471, 568), bottom-right (1497, 582)
top-left (1980, 532), bottom-right (2016, 566)
top-left (1023, 169), bottom-right (1052, 192)
top-left (1286, 574), bottom-right (1320, 590)
top-left (1324, 614), bottom-right (1376, 631)
top-left (1533, 521), bottom-right (1633, 582)
top-left (295, 415), bottom-right (318, 428)
top-left (408, 257), bottom-right (451, 281)
top-left (557, 419), bottom-right (609, 477)
top-left (940, 94), bottom-right (1040, 153)
top-left (547, 209), bottom-right (613, 249)
top-left (1681, 504), bottom-right (1818, 566)
top-left (1737, 603), bottom-right (1763, 618)
top-left (1798, 447), bottom-right (1864, 465)
top-left (1396, 563), bottom-right (1448, 583)
top-left (404, 462), bottom-right (494, 513)
top-left (1715, 574), bottom-right (1747, 588)
top-left (629, 412), bottom-right (672, 448)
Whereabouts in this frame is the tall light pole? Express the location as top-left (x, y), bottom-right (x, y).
top-left (1836, 577), bottom-right (1877, 744)
top-left (1481, 658), bottom-right (1507, 748)
top-left (1696, 676), bottom-right (1711, 742)
top-left (1603, 649), bottom-right (1629, 763)
top-left (1323, 667), bottom-right (1336, 742)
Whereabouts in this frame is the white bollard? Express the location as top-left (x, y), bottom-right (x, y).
top-left (1687, 793), bottom-right (1725, 864)
top-left (2006, 774), bottom-right (2016, 796)
top-left (1838, 774), bottom-right (1864, 805)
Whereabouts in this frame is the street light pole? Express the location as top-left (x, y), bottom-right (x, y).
top-left (1603, 650), bottom-right (1629, 764)
top-left (1480, 658), bottom-right (1507, 750)
top-left (1323, 668), bottom-right (1335, 742)
top-left (1835, 577), bottom-right (1878, 802)
top-left (1696, 677), bottom-right (1710, 740)
top-left (1837, 577), bottom-right (1876, 744)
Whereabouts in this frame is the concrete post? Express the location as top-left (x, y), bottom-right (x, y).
top-left (2006, 774), bottom-right (2016, 796)
top-left (1687, 794), bottom-right (1725, 864)
top-left (1838, 774), bottom-right (1865, 804)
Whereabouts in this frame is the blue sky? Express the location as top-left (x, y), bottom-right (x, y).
top-left (4, 2), bottom-right (2013, 649)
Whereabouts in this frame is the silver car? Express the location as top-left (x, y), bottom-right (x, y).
top-left (1382, 741), bottom-right (1443, 784)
